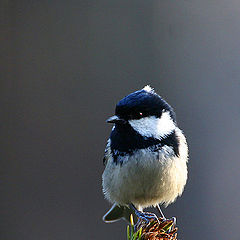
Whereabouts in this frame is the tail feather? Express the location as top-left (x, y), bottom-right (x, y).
top-left (102, 204), bottom-right (137, 223)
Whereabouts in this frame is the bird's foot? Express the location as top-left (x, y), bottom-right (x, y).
top-left (160, 216), bottom-right (176, 233)
top-left (142, 212), bottom-right (161, 223)
top-left (130, 204), bottom-right (160, 225)
top-left (132, 211), bottom-right (160, 232)
top-left (168, 217), bottom-right (176, 232)
top-left (171, 217), bottom-right (176, 226)
top-left (138, 211), bottom-right (160, 224)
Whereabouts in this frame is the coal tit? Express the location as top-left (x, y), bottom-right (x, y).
top-left (102, 86), bottom-right (188, 223)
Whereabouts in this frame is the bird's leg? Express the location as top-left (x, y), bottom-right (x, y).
top-left (130, 204), bottom-right (160, 224)
top-left (156, 204), bottom-right (166, 220)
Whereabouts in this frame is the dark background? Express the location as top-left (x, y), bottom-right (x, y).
top-left (1, 1), bottom-right (240, 239)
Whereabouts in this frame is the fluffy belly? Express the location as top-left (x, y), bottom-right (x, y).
top-left (102, 147), bottom-right (188, 208)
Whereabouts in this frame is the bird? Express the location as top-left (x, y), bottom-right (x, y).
top-left (102, 85), bottom-right (188, 223)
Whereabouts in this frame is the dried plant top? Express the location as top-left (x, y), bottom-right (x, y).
top-left (138, 217), bottom-right (178, 240)
top-left (128, 215), bottom-right (178, 240)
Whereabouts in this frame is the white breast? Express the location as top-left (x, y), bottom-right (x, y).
top-left (102, 128), bottom-right (188, 209)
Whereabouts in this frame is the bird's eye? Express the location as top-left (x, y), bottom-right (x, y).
top-left (129, 112), bottom-right (144, 119)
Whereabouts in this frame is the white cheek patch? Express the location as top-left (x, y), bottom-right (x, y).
top-left (129, 111), bottom-right (176, 139)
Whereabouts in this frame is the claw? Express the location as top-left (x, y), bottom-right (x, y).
top-left (171, 217), bottom-right (176, 226)
top-left (167, 217), bottom-right (176, 232)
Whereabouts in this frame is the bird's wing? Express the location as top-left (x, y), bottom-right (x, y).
top-left (103, 155), bottom-right (107, 166)
top-left (103, 139), bottom-right (111, 166)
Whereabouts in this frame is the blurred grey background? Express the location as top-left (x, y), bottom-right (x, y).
top-left (1, 1), bottom-right (240, 239)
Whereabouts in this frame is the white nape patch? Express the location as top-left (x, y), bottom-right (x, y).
top-left (129, 111), bottom-right (175, 139)
top-left (143, 85), bottom-right (154, 93)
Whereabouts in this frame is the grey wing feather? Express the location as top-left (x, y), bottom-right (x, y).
top-left (103, 139), bottom-right (111, 166)
top-left (103, 155), bottom-right (107, 166)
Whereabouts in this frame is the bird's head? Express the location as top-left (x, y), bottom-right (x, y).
top-left (106, 86), bottom-right (177, 140)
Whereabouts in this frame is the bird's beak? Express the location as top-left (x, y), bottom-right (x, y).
top-left (106, 115), bottom-right (126, 124)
